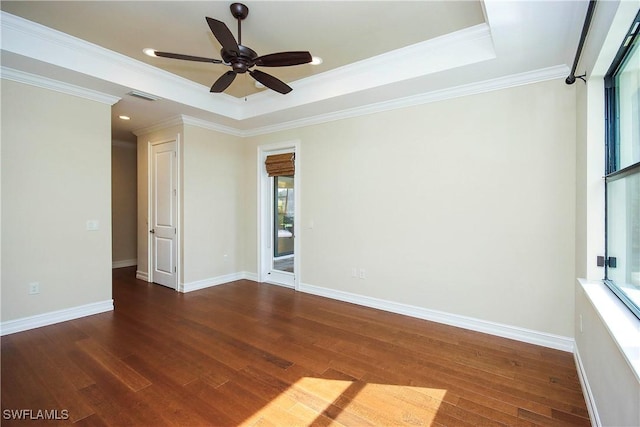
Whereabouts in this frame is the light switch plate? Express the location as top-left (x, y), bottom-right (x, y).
top-left (86, 220), bottom-right (99, 231)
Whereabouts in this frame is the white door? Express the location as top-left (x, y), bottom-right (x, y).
top-left (151, 140), bottom-right (177, 288)
top-left (259, 143), bottom-right (300, 289)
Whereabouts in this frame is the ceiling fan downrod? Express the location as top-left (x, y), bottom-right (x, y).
top-left (230, 3), bottom-right (249, 45)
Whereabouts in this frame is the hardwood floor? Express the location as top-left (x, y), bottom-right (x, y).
top-left (1, 267), bottom-right (590, 426)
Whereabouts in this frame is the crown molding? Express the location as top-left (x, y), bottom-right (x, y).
top-left (139, 65), bottom-right (569, 138)
top-left (243, 65), bottom-right (570, 137)
top-left (0, 59), bottom-right (570, 156)
top-left (179, 115), bottom-right (245, 137)
top-left (1, 10), bottom-right (569, 138)
top-left (133, 115), bottom-right (243, 137)
top-left (0, 11), bottom-right (242, 119)
top-left (1, 66), bottom-right (121, 105)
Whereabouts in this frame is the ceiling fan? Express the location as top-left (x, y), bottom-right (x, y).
top-left (148, 2), bottom-right (312, 95)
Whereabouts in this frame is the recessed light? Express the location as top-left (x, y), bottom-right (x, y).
top-left (119, 115), bottom-right (131, 120)
top-left (311, 56), bottom-right (323, 65)
top-left (143, 48), bottom-right (157, 57)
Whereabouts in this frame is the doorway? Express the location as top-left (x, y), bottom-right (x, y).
top-left (149, 139), bottom-right (178, 289)
top-left (259, 142), bottom-right (300, 288)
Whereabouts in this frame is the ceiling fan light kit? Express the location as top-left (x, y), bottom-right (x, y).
top-left (150, 2), bottom-right (312, 95)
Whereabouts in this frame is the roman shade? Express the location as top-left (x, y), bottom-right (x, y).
top-left (265, 153), bottom-right (295, 177)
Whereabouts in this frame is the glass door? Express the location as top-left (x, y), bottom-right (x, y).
top-left (259, 145), bottom-right (298, 288)
top-left (273, 175), bottom-right (294, 272)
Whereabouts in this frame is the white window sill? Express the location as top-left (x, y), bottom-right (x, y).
top-left (579, 278), bottom-right (640, 382)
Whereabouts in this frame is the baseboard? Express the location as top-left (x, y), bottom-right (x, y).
top-left (574, 346), bottom-right (602, 426)
top-left (242, 272), bottom-right (260, 282)
top-left (136, 270), bottom-right (149, 281)
top-left (180, 272), bottom-right (245, 293)
top-left (0, 299), bottom-right (114, 336)
top-left (299, 282), bottom-right (575, 352)
top-left (130, 272), bottom-right (576, 351)
top-left (137, 271), bottom-right (257, 291)
top-left (112, 258), bottom-right (137, 269)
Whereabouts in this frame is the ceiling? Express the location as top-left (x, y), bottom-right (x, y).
top-left (1, 1), bottom-right (588, 142)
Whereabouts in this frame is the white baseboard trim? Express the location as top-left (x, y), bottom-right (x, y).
top-left (574, 346), bottom-right (601, 427)
top-left (242, 272), bottom-right (260, 282)
top-left (112, 258), bottom-right (137, 269)
top-left (139, 271), bottom-right (257, 292)
top-left (0, 299), bottom-right (114, 336)
top-left (180, 272), bottom-right (245, 293)
top-left (299, 282), bottom-right (575, 352)
top-left (136, 270), bottom-right (149, 281)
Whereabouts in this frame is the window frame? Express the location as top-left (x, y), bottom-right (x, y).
top-left (603, 10), bottom-right (640, 320)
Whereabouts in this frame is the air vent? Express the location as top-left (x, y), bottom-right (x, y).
top-left (127, 90), bottom-right (161, 101)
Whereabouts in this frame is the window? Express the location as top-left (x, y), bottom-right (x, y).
top-left (604, 10), bottom-right (640, 319)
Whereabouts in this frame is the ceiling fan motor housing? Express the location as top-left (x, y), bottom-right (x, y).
top-left (222, 45), bottom-right (258, 73)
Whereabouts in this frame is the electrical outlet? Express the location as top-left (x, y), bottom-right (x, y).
top-left (29, 282), bottom-right (40, 295)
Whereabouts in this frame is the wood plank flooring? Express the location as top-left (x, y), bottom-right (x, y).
top-left (1, 267), bottom-right (590, 426)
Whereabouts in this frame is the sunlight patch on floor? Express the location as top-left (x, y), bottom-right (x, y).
top-left (240, 377), bottom-right (448, 426)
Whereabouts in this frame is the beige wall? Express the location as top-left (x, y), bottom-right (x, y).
top-left (111, 142), bottom-right (137, 264)
top-left (1, 79), bottom-right (112, 322)
top-left (245, 78), bottom-right (577, 337)
top-left (182, 125), bottom-right (244, 284)
top-left (240, 139), bottom-right (259, 274)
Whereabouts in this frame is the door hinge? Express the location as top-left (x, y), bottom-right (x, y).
top-left (174, 266), bottom-right (177, 273)
top-left (174, 228), bottom-right (177, 234)
top-left (597, 256), bottom-right (617, 268)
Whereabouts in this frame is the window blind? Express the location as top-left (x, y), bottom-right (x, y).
top-left (265, 153), bottom-right (295, 177)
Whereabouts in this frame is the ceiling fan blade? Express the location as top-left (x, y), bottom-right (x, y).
top-left (249, 69), bottom-right (292, 94)
top-left (206, 17), bottom-right (239, 54)
top-left (154, 51), bottom-right (222, 64)
top-left (255, 51), bottom-right (312, 67)
top-left (210, 71), bottom-right (237, 93)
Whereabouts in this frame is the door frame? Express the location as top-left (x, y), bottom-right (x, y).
top-left (147, 136), bottom-right (181, 290)
top-left (258, 140), bottom-right (301, 289)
